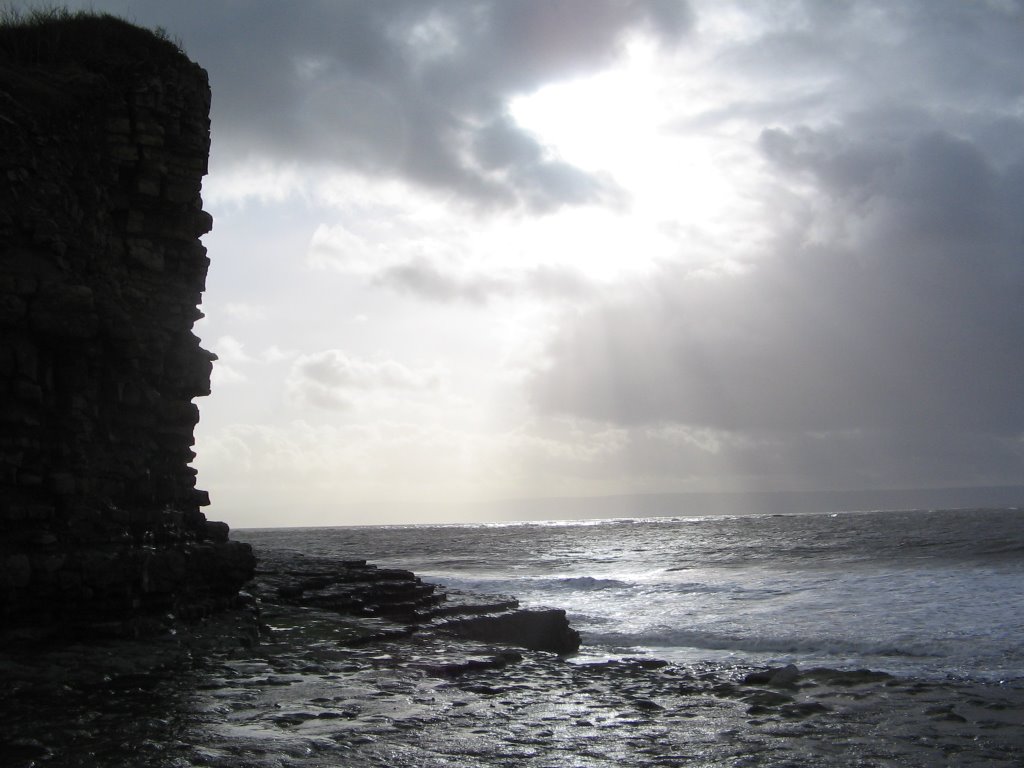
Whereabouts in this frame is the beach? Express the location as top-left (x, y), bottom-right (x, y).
top-left (2, 541), bottom-right (1023, 767)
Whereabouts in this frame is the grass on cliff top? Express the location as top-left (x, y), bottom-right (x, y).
top-left (0, 6), bottom-right (187, 68)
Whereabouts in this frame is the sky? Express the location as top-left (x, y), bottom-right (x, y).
top-left (21, 0), bottom-right (1024, 526)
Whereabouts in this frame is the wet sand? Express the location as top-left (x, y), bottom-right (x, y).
top-left (2, 549), bottom-right (1022, 767)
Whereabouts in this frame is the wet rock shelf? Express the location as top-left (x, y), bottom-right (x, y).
top-left (256, 548), bottom-right (581, 654)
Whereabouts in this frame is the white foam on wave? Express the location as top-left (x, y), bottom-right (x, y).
top-left (576, 625), bottom-right (1024, 683)
top-left (426, 574), bottom-right (633, 594)
top-left (580, 626), bottom-right (947, 659)
top-left (251, 508), bottom-right (1024, 683)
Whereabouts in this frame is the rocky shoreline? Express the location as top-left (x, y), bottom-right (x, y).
top-left (258, 548), bottom-right (580, 655)
top-left (2, 548), bottom-right (1023, 767)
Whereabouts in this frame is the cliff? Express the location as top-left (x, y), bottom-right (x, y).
top-left (0, 13), bottom-right (254, 636)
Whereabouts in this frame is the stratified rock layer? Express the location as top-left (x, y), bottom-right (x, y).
top-left (258, 549), bottom-right (581, 654)
top-left (0, 15), bottom-right (254, 635)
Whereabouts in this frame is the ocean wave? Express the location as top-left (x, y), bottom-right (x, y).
top-left (463, 577), bottom-right (785, 598)
top-left (581, 627), bottom-right (949, 660)
top-left (428, 574), bottom-right (634, 594)
top-left (549, 576), bottom-right (633, 590)
top-left (979, 541), bottom-right (1024, 556)
top-left (429, 573), bottom-right (794, 602)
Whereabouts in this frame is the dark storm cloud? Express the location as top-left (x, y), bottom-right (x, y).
top-left (471, 115), bottom-right (623, 209)
top-left (716, 0), bottom-right (1024, 109)
top-left (96, 0), bottom-right (691, 210)
top-left (375, 259), bottom-right (508, 304)
top-left (532, 124), bottom-right (1024, 434)
top-left (530, 0), bottom-right (1024, 486)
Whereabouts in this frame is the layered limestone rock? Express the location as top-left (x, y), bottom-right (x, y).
top-left (257, 550), bottom-right (582, 655)
top-left (0, 14), bottom-right (254, 636)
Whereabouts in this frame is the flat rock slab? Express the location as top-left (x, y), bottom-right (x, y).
top-left (438, 607), bottom-right (581, 654)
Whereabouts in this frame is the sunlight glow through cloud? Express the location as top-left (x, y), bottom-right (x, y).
top-left (510, 38), bottom-right (771, 272)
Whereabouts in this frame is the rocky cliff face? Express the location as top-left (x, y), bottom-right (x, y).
top-left (0, 15), bottom-right (254, 636)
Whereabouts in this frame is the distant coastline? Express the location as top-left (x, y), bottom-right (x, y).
top-left (481, 485), bottom-right (1024, 521)
top-left (229, 485), bottom-right (1024, 528)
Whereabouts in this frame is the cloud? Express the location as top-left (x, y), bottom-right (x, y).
top-left (307, 222), bottom-right (397, 274)
top-left (201, 161), bottom-right (308, 207)
top-left (96, 0), bottom-right (691, 211)
top-left (262, 345), bottom-right (295, 364)
top-left (532, 125), bottom-right (1024, 432)
top-left (223, 302), bottom-right (267, 323)
top-left (528, 28), bottom-right (1024, 493)
top-left (209, 334), bottom-right (294, 367)
top-left (210, 363), bottom-right (247, 387)
top-left (287, 350), bottom-right (442, 410)
top-left (305, 195), bottom-right (605, 305)
top-left (467, 113), bottom-right (624, 210)
top-left (211, 335), bottom-right (254, 365)
top-left (374, 259), bottom-right (594, 304)
top-left (374, 259), bottom-right (507, 304)
top-left (207, 335), bottom-right (296, 388)
top-left (194, 417), bottom-right (638, 516)
top-left (703, 0), bottom-right (1024, 114)
top-left (194, 419), bottom-right (508, 512)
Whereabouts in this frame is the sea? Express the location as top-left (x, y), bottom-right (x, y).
top-left (239, 507), bottom-right (1024, 685)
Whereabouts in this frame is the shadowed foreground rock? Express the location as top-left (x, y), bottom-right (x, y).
top-left (0, 14), bottom-right (254, 638)
top-left (440, 607), bottom-right (580, 653)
